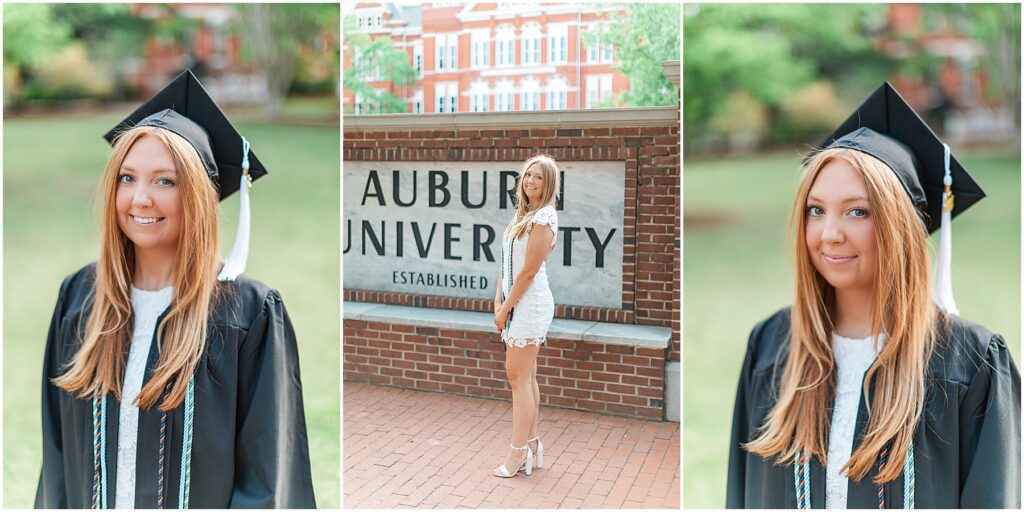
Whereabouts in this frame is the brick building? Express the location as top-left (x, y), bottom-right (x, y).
top-left (345, 2), bottom-right (630, 114)
top-left (878, 4), bottom-right (1016, 144)
top-left (880, 4), bottom-right (989, 110)
top-left (126, 4), bottom-right (263, 101)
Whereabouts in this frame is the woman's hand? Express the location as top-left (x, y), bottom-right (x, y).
top-left (493, 299), bottom-right (502, 315)
top-left (494, 306), bottom-right (509, 333)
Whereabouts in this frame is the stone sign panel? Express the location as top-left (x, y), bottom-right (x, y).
top-left (343, 161), bottom-right (625, 308)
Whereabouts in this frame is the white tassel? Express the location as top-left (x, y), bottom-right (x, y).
top-left (218, 138), bottom-right (252, 282)
top-left (933, 143), bottom-right (958, 315)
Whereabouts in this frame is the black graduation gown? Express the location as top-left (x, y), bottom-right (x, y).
top-left (35, 264), bottom-right (316, 508)
top-left (727, 307), bottom-right (1021, 509)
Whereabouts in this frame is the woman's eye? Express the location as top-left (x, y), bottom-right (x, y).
top-left (807, 205), bottom-right (824, 217)
top-left (849, 207), bottom-right (869, 218)
top-left (118, 174), bottom-right (134, 184)
top-left (156, 178), bottom-right (176, 186)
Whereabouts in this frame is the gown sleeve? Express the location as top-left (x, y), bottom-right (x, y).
top-left (35, 277), bottom-right (70, 508)
top-left (726, 332), bottom-right (757, 508)
top-left (230, 289), bottom-right (316, 508)
top-left (958, 333), bottom-right (1021, 508)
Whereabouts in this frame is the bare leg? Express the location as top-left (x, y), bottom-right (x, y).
top-left (499, 344), bottom-right (540, 473)
top-left (528, 356), bottom-right (540, 453)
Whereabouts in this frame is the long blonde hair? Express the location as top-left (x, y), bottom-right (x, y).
top-left (503, 154), bottom-right (560, 240)
top-left (746, 148), bottom-right (937, 483)
top-left (54, 126), bottom-right (221, 411)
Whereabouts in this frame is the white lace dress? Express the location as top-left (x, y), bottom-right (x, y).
top-left (115, 285), bottom-right (173, 509)
top-left (500, 205), bottom-right (557, 348)
top-left (825, 332), bottom-right (886, 509)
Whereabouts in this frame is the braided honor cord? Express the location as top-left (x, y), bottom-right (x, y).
top-left (177, 375), bottom-right (196, 509)
top-left (794, 441), bottom-right (915, 509)
top-left (794, 452), bottom-right (811, 509)
top-left (91, 393), bottom-right (109, 509)
top-left (156, 382), bottom-right (172, 508)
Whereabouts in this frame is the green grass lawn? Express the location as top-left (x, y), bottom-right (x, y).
top-left (2, 113), bottom-right (340, 507)
top-left (683, 149), bottom-right (1021, 508)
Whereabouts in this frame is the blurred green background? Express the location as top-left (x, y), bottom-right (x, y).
top-left (3, 3), bottom-right (340, 508)
top-left (683, 3), bottom-right (1020, 508)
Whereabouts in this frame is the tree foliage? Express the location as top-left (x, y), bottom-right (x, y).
top-left (237, 3), bottom-right (339, 119)
top-left (341, 16), bottom-right (416, 114)
top-left (588, 3), bottom-right (680, 107)
top-left (2, 4), bottom-right (71, 70)
top-left (683, 3), bottom-right (888, 139)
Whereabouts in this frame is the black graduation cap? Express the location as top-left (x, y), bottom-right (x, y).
top-left (818, 82), bottom-right (985, 234)
top-left (102, 69), bottom-right (267, 200)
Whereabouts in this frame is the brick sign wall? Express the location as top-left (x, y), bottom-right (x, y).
top-left (344, 111), bottom-right (680, 360)
top-left (344, 108), bottom-right (679, 419)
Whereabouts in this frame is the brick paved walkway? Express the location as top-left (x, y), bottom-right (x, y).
top-left (344, 383), bottom-right (680, 509)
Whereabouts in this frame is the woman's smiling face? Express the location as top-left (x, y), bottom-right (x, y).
top-left (115, 134), bottom-right (182, 254)
top-left (805, 158), bottom-right (877, 294)
top-left (521, 163), bottom-right (545, 206)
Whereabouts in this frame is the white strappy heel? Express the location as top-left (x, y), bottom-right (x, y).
top-left (528, 436), bottom-right (544, 468)
top-left (492, 443), bottom-right (533, 478)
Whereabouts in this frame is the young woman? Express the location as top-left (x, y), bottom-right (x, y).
top-left (491, 155), bottom-right (560, 478)
top-left (727, 84), bottom-right (1020, 508)
top-left (35, 71), bottom-right (316, 508)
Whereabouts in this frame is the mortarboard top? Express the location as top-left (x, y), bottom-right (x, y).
top-left (818, 82), bottom-right (985, 234)
top-left (102, 69), bottom-right (267, 200)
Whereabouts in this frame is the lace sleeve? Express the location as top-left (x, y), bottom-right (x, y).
top-left (529, 205), bottom-right (558, 246)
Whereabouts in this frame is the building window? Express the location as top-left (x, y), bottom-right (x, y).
top-left (469, 81), bottom-right (489, 112)
top-left (546, 76), bottom-right (568, 110)
top-left (548, 24), bottom-right (568, 64)
top-left (472, 94), bottom-right (488, 112)
top-left (375, 15), bottom-right (382, 28)
top-left (585, 74), bottom-right (613, 108)
top-left (435, 82), bottom-right (458, 113)
top-left (496, 25), bottom-right (515, 67)
top-left (495, 80), bottom-right (515, 112)
top-left (495, 93), bottom-right (512, 111)
top-left (551, 91), bottom-right (567, 109)
top-left (411, 89), bottom-right (423, 114)
top-left (587, 27), bottom-right (613, 64)
top-left (471, 31), bottom-right (490, 68)
top-left (357, 16), bottom-right (363, 29)
top-left (521, 23), bottom-right (541, 66)
top-left (521, 78), bottom-right (540, 111)
top-left (413, 43), bottom-right (423, 77)
top-left (435, 34), bottom-right (458, 72)
top-left (521, 92), bottom-right (540, 111)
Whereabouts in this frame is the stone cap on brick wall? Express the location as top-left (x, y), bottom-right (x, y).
top-left (343, 107), bottom-right (678, 132)
top-left (344, 301), bottom-right (672, 349)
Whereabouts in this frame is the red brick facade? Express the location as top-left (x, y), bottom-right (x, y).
top-left (344, 3), bottom-right (629, 113)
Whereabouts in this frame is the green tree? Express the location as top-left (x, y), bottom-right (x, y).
top-left (587, 3), bottom-right (680, 107)
top-left (51, 4), bottom-right (150, 99)
top-left (342, 16), bottom-right (416, 114)
top-left (2, 4), bottom-right (70, 70)
top-left (238, 4), bottom-right (339, 119)
top-left (683, 3), bottom-right (887, 142)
